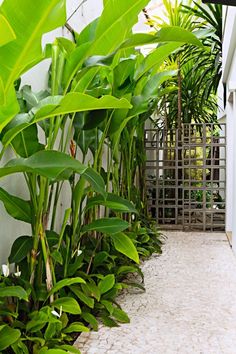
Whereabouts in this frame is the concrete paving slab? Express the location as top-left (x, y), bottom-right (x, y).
top-left (75, 232), bottom-right (236, 354)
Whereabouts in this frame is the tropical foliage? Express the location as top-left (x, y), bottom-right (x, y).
top-left (0, 0), bottom-right (203, 352)
top-left (146, 0), bottom-right (222, 128)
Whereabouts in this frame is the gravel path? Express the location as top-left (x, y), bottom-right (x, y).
top-left (75, 232), bottom-right (236, 354)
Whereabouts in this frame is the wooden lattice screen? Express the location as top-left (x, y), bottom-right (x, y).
top-left (145, 123), bottom-right (226, 231)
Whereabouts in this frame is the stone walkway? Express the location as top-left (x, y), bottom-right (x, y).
top-left (75, 232), bottom-right (236, 354)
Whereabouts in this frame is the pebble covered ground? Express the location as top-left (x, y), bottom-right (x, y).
top-left (75, 231), bottom-right (236, 354)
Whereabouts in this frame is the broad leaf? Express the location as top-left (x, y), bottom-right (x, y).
top-left (55, 346), bottom-right (81, 354)
top-left (63, 322), bottom-right (89, 333)
top-left (120, 26), bottom-right (204, 50)
top-left (0, 325), bottom-right (21, 351)
top-left (2, 93), bottom-right (132, 148)
top-left (86, 193), bottom-right (137, 214)
top-left (101, 299), bottom-right (114, 314)
top-left (0, 14), bottom-right (16, 47)
top-left (81, 312), bottom-right (98, 331)
top-left (11, 340), bottom-right (29, 354)
top-left (80, 283), bottom-right (101, 302)
top-left (110, 232), bottom-right (139, 263)
top-left (51, 250), bottom-right (63, 265)
top-left (134, 43), bottom-right (181, 80)
top-left (82, 218), bottom-right (129, 234)
top-left (0, 150), bottom-right (105, 196)
top-left (93, 251), bottom-right (109, 268)
top-left (70, 286), bottom-right (94, 309)
top-left (0, 286), bottom-right (28, 301)
top-left (63, 0), bottom-right (149, 89)
top-left (48, 277), bottom-right (86, 298)
top-left (11, 124), bottom-right (44, 158)
top-left (52, 297), bottom-right (81, 315)
top-left (89, 0), bottom-right (150, 56)
top-left (100, 315), bottom-right (119, 327)
top-left (8, 235), bottom-right (33, 263)
top-left (0, 0), bottom-right (66, 130)
top-left (98, 274), bottom-right (115, 294)
top-left (0, 187), bottom-right (31, 223)
top-left (112, 308), bottom-right (130, 323)
top-left (39, 350), bottom-right (67, 354)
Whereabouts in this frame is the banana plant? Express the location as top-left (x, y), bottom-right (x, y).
top-left (0, 0), bottom-right (68, 131)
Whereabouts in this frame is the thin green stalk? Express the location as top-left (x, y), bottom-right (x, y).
top-left (50, 181), bottom-right (64, 230)
top-left (94, 112), bottom-right (113, 172)
top-left (57, 208), bottom-right (71, 251)
top-left (63, 113), bottom-right (76, 153)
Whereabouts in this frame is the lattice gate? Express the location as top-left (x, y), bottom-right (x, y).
top-left (145, 123), bottom-right (226, 231)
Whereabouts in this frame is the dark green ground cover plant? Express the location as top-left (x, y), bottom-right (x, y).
top-left (0, 0), bottom-right (204, 352)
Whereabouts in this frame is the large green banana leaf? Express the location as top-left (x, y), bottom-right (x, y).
top-left (109, 70), bottom-right (178, 151)
top-left (0, 0), bottom-right (66, 131)
top-left (0, 13), bottom-right (15, 47)
top-left (64, 23), bottom-right (204, 93)
top-left (1, 93), bottom-right (132, 149)
top-left (63, 0), bottom-right (149, 91)
top-left (0, 150), bottom-right (105, 196)
top-left (120, 26), bottom-right (204, 50)
top-left (89, 0), bottom-right (150, 56)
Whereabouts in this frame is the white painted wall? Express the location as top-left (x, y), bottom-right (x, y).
top-left (221, 5), bottom-right (236, 248)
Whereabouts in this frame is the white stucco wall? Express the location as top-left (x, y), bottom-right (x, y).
top-left (221, 5), bottom-right (236, 248)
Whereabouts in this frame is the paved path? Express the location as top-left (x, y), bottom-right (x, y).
top-left (75, 232), bottom-right (236, 354)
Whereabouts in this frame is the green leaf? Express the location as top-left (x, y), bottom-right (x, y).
top-left (46, 230), bottom-right (59, 247)
top-left (156, 26), bottom-right (204, 47)
top-left (88, 0), bottom-right (150, 56)
top-left (2, 93), bottom-right (132, 149)
top-left (93, 251), bottom-right (109, 269)
top-left (98, 274), bottom-right (115, 294)
top-left (63, 0), bottom-right (149, 87)
top-left (35, 93), bottom-right (132, 120)
top-left (0, 0), bottom-right (67, 131)
top-left (63, 322), bottom-right (89, 333)
top-left (10, 124), bottom-right (44, 158)
top-left (100, 316), bottom-right (119, 327)
top-left (52, 297), bottom-right (81, 314)
top-left (51, 250), bottom-right (63, 265)
top-left (0, 14), bottom-right (16, 47)
top-left (82, 167), bottom-right (106, 197)
top-left (110, 232), bottom-right (139, 263)
top-left (101, 299), bottom-right (114, 314)
top-left (8, 235), bottom-right (33, 263)
top-left (25, 337), bottom-right (45, 346)
top-left (86, 193), bottom-right (137, 214)
top-left (44, 322), bottom-right (57, 341)
top-left (70, 286), bottom-right (94, 309)
top-left (0, 325), bottom-right (21, 351)
top-left (81, 312), bottom-right (98, 331)
top-left (0, 150), bottom-right (105, 196)
top-left (48, 277), bottom-right (86, 298)
top-left (81, 283), bottom-right (100, 302)
top-left (135, 43), bottom-right (181, 80)
top-left (122, 281), bottom-right (145, 291)
top-left (56, 345), bottom-right (81, 354)
top-left (0, 187), bottom-right (31, 223)
top-left (82, 217), bottom-right (129, 234)
top-left (39, 350), bottom-right (67, 354)
top-left (112, 308), bottom-right (130, 323)
top-left (0, 286), bottom-right (28, 301)
top-left (117, 265), bottom-right (139, 276)
top-left (11, 339), bottom-right (29, 354)
top-left (120, 26), bottom-right (204, 50)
